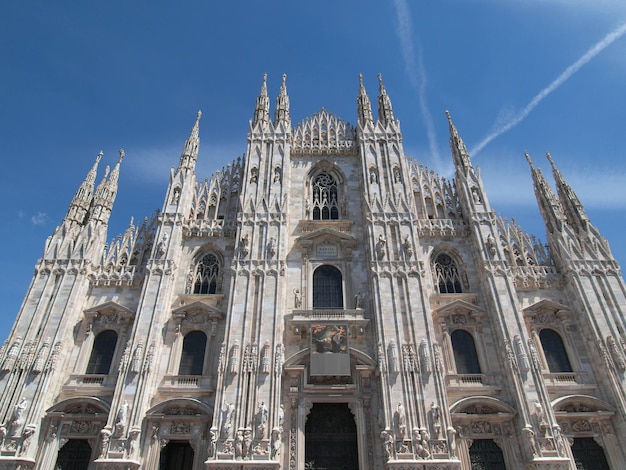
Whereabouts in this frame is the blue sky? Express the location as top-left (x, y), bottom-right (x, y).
top-left (1, 1), bottom-right (626, 340)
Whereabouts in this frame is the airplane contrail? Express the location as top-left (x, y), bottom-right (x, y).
top-left (393, 0), bottom-right (443, 171)
top-left (472, 22), bottom-right (626, 156)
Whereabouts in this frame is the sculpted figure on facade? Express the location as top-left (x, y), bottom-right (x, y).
top-left (221, 402), bottom-right (235, 439)
top-left (115, 400), bottom-right (129, 436)
top-left (256, 401), bottom-right (269, 439)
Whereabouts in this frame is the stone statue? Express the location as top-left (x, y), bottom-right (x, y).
top-left (256, 401), bottom-right (268, 439)
top-left (431, 402), bottom-right (441, 437)
top-left (9, 398), bottom-right (27, 435)
top-left (380, 429), bottom-right (394, 461)
top-left (208, 427), bottom-right (218, 458)
top-left (293, 289), bottom-right (302, 308)
top-left (100, 428), bottom-right (111, 458)
top-left (242, 428), bottom-right (252, 459)
top-left (234, 430), bottom-right (243, 459)
top-left (221, 402), bottom-right (235, 439)
top-left (268, 237), bottom-right (277, 257)
top-left (377, 234), bottom-right (387, 259)
top-left (270, 427), bottom-right (281, 459)
top-left (396, 402), bottom-right (406, 438)
top-left (116, 401), bottom-right (129, 436)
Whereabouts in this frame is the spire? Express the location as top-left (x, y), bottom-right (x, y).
top-left (253, 73), bottom-right (270, 126)
top-left (446, 111), bottom-right (473, 173)
top-left (64, 151), bottom-right (103, 225)
top-left (546, 152), bottom-right (590, 233)
top-left (525, 152), bottom-right (564, 234)
top-left (357, 73), bottom-right (373, 126)
top-left (377, 73), bottom-right (395, 125)
top-left (274, 73), bottom-right (290, 125)
top-left (89, 149), bottom-right (124, 225)
top-left (178, 111), bottom-right (202, 171)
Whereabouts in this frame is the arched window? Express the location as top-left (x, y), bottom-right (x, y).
top-left (539, 329), bottom-right (572, 372)
top-left (434, 253), bottom-right (463, 294)
top-left (86, 330), bottom-right (118, 375)
top-left (313, 265), bottom-right (343, 309)
top-left (178, 331), bottom-right (207, 376)
top-left (192, 253), bottom-right (220, 294)
top-left (312, 172), bottom-right (339, 220)
top-left (451, 329), bottom-right (481, 374)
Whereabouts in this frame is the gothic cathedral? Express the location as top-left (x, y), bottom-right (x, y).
top-left (1, 74), bottom-right (625, 470)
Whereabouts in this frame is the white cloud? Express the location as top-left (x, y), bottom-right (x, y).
top-left (472, 22), bottom-right (626, 156)
top-left (30, 212), bottom-right (48, 226)
top-left (392, 0), bottom-right (443, 172)
top-left (125, 142), bottom-right (245, 186)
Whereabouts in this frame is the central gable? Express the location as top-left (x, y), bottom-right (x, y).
top-left (291, 108), bottom-right (357, 155)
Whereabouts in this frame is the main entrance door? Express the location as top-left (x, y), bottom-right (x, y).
top-left (305, 402), bottom-right (359, 470)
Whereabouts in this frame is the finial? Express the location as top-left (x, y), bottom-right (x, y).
top-left (118, 149), bottom-right (125, 162)
top-left (359, 73), bottom-right (364, 85)
top-left (378, 73), bottom-right (387, 92)
top-left (545, 152), bottom-right (555, 167)
top-left (524, 152), bottom-right (533, 166)
top-left (263, 72), bottom-right (267, 84)
top-left (103, 165), bottom-right (110, 178)
top-left (196, 110), bottom-right (202, 121)
top-left (97, 151), bottom-right (103, 163)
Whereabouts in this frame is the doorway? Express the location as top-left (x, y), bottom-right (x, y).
top-left (159, 440), bottom-right (194, 470)
top-left (55, 439), bottom-right (93, 470)
top-left (305, 402), bottom-right (359, 470)
top-left (571, 437), bottom-right (610, 469)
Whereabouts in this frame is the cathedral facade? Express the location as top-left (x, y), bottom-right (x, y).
top-left (0, 74), bottom-right (625, 469)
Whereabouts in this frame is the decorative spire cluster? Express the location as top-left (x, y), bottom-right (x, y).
top-left (355, 74), bottom-right (399, 128)
top-left (546, 152), bottom-right (590, 233)
top-left (274, 73), bottom-right (290, 125)
top-left (253, 73), bottom-right (270, 126)
top-left (446, 111), bottom-right (472, 174)
top-left (377, 73), bottom-right (395, 125)
top-left (65, 151), bottom-right (103, 224)
top-left (356, 73), bottom-right (373, 125)
top-left (178, 111), bottom-right (202, 172)
top-left (89, 149), bottom-right (125, 225)
top-left (525, 152), bottom-right (564, 234)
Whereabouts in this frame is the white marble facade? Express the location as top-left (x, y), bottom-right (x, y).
top-left (0, 74), bottom-right (625, 469)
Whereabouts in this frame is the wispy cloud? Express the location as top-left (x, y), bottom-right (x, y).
top-left (125, 142), bottom-right (245, 185)
top-left (392, 0), bottom-right (443, 171)
top-left (472, 22), bottom-right (626, 155)
top-left (30, 212), bottom-right (48, 226)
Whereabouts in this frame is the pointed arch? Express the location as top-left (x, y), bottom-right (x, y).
top-left (431, 247), bottom-right (466, 294)
top-left (189, 247), bottom-right (224, 295)
top-left (306, 161), bottom-right (347, 221)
